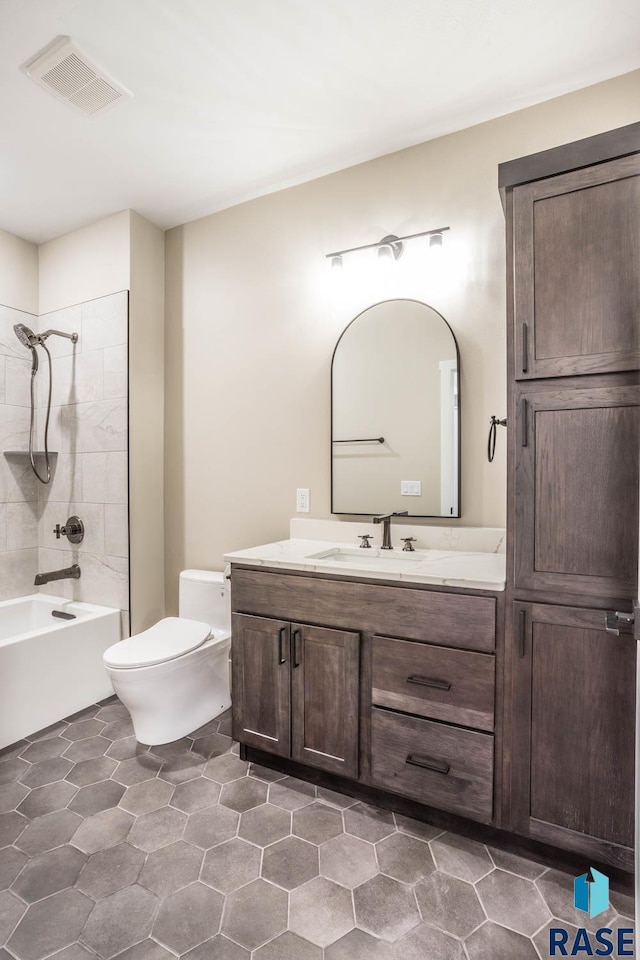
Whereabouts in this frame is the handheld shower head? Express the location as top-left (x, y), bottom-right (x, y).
top-left (13, 324), bottom-right (39, 373)
top-left (13, 323), bottom-right (39, 349)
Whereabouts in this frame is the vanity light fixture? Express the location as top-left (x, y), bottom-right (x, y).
top-left (377, 235), bottom-right (404, 262)
top-left (325, 226), bottom-right (449, 267)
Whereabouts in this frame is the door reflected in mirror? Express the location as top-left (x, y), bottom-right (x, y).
top-left (331, 299), bottom-right (460, 517)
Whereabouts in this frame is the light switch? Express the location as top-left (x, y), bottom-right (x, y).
top-left (401, 481), bottom-right (422, 496)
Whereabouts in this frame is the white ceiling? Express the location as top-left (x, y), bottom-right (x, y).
top-left (1, 0), bottom-right (639, 244)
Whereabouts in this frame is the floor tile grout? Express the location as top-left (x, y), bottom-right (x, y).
top-left (1, 699), bottom-right (635, 960)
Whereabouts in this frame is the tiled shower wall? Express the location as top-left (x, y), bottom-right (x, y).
top-left (0, 305), bottom-right (40, 598)
top-left (0, 293), bottom-right (130, 631)
top-left (36, 291), bottom-right (129, 632)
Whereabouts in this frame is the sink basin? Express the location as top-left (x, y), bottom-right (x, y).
top-left (306, 547), bottom-right (425, 567)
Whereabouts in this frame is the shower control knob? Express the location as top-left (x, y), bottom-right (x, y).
top-left (54, 516), bottom-right (84, 545)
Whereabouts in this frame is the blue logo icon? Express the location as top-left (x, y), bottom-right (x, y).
top-left (549, 868), bottom-right (634, 956)
top-left (574, 867), bottom-right (609, 919)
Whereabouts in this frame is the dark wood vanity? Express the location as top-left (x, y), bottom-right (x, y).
top-left (500, 121), bottom-right (640, 873)
top-left (231, 566), bottom-right (504, 826)
top-left (231, 121), bottom-right (640, 878)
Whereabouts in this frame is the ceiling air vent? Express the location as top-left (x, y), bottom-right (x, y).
top-left (22, 36), bottom-right (132, 117)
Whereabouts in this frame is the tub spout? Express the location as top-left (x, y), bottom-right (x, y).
top-left (34, 564), bottom-right (81, 586)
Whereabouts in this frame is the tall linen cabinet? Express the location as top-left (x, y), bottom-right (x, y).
top-left (499, 123), bottom-right (640, 871)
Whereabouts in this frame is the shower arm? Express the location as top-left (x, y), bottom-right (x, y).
top-left (39, 329), bottom-right (78, 343)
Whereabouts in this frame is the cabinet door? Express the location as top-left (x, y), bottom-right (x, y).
top-left (291, 623), bottom-right (359, 778)
top-left (515, 382), bottom-right (640, 599)
top-left (509, 602), bottom-right (635, 870)
top-left (513, 154), bottom-right (640, 380)
top-left (231, 614), bottom-right (291, 756)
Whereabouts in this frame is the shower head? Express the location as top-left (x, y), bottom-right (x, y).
top-left (13, 323), bottom-right (39, 349)
top-left (13, 323), bottom-right (40, 373)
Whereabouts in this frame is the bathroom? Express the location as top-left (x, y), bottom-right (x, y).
top-left (0, 3), bottom-right (639, 959)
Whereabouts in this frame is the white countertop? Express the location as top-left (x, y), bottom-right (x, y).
top-left (224, 537), bottom-right (506, 591)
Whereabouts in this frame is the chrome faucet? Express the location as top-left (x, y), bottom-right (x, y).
top-left (372, 511), bottom-right (409, 550)
top-left (34, 564), bottom-right (81, 586)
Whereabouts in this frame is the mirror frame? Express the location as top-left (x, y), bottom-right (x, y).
top-left (330, 298), bottom-right (461, 518)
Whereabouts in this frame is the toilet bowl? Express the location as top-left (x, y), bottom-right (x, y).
top-left (103, 570), bottom-right (231, 745)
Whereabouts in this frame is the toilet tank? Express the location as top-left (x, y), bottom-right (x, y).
top-left (178, 570), bottom-right (230, 634)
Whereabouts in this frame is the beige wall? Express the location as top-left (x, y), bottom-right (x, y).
top-left (129, 211), bottom-right (165, 633)
top-left (164, 69), bottom-right (640, 612)
top-left (0, 227), bottom-right (38, 315)
top-left (38, 211), bottom-right (130, 315)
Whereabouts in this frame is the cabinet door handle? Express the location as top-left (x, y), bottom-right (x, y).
top-left (278, 626), bottom-right (287, 665)
top-left (518, 608), bottom-right (526, 658)
top-left (292, 629), bottom-right (301, 668)
top-left (522, 322), bottom-right (529, 373)
top-left (521, 398), bottom-right (528, 448)
top-left (406, 754), bottom-right (450, 776)
top-left (407, 675), bottom-right (451, 691)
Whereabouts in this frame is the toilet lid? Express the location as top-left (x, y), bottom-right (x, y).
top-left (104, 617), bottom-right (211, 669)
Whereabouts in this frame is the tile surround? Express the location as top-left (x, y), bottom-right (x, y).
top-left (0, 306), bottom-right (38, 601)
top-left (0, 294), bottom-right (129, 619)
top-left (0, 698), bottom-right (634, 959)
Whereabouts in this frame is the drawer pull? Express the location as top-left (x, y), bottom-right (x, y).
top-left (406, 754), bottom-right (450, 776)
top-left (292, 629), bottom-right (301, 668)
top-left (521, 397), bottom-right (529, 448)
top-left (407, 675), bottom-right (451, 691)
top-left (518, 608), bottom-right (526, 659)
top-left (278, 626), bottom-right (287, 665)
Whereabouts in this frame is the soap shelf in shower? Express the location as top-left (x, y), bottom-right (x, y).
top-left (3, 451), bottom-right (59, 458)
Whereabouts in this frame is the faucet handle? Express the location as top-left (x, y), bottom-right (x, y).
top-left (401, 537), bottom-right (416, 552)
top-left (358, 535), bottom-right (373, 549)
top-left (53, 516), bottom-right (84, 545)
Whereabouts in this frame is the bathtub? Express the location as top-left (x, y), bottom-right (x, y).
top-left (0, 594), bottom-right (121, 749)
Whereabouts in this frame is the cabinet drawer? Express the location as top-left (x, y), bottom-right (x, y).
top-left (370, 708), bottom-right (494, 823)
top-left (232, 568), bottom-right (496, 653)
top-left (372, 637), bottom-right (495, 731)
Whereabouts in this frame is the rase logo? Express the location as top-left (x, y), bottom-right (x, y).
top-left (548, 868), bottom-right (635, 957)
top-left (574, 868), bottom-right (609, 919)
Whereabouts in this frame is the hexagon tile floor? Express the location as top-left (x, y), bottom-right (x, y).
top-left (0, 698), bottom-right (635, 960)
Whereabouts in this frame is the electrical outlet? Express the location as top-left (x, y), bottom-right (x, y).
top-left (401, 480), bottom-right (422, 496)
top-left (296, 488), bottom-right (310, 512)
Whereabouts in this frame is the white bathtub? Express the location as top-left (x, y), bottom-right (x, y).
top-left (0, 594), bottom-right (121, 749)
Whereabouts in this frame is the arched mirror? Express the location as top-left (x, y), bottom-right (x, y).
top-left (331, 299), bottom-right (460, 517)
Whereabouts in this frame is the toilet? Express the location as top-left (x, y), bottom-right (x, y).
top-left (103, 570), bottom-right (231, 745)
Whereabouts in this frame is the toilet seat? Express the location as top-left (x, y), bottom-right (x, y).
top-left (104, 617), bottom-right (211, 669)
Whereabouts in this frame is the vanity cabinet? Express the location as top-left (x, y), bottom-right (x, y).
top-left (513, 153), bottom-right (640, 380)
top-left (231, 566), bottom-right (499, 827)
top-left (367, 631), bottom-right (496, 823)
top-left (509, 602), bottom-right (636, 867)
top-left (232, 614), bottom-right (291, 756)
top-left (514, 378), bottom-right (640, 600)
top-left (370, 708), bottom-right (494, 823)
top-left (500, 122), bottom-right (640, 872)
top-left (232, 612), bottom-right (360, 777)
